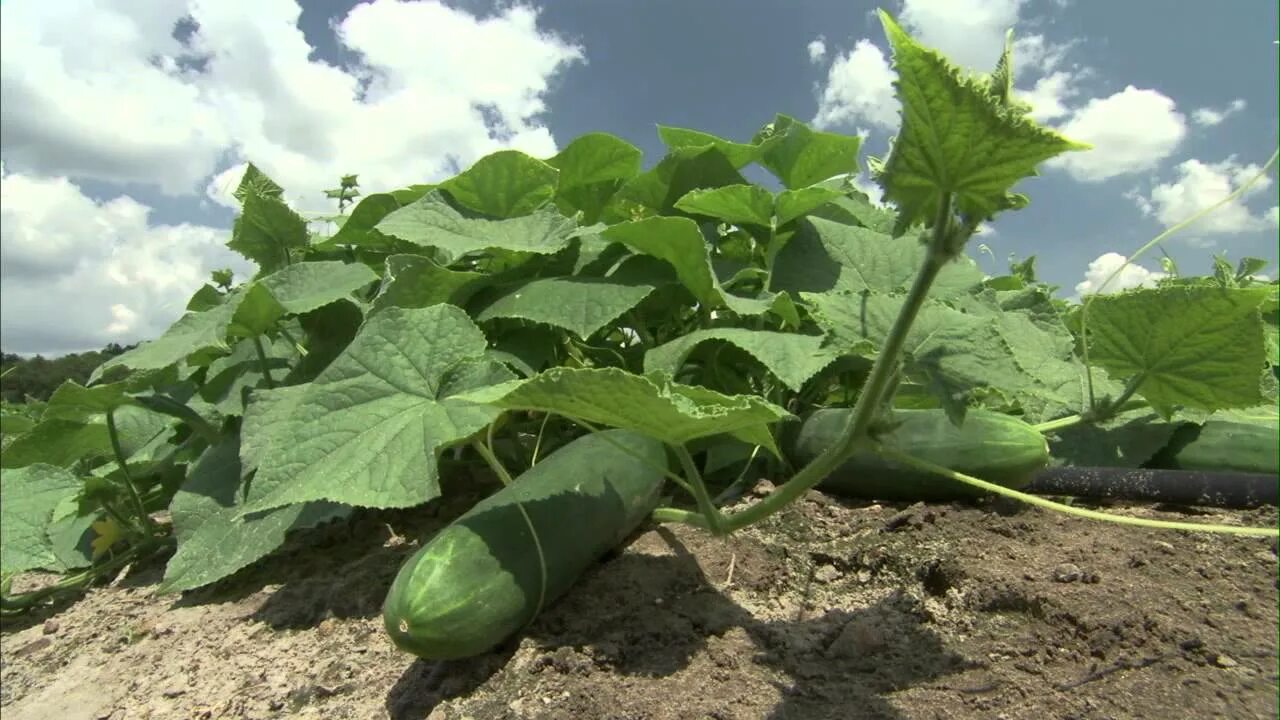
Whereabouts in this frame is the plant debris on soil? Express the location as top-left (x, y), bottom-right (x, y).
top-left (3, 481), bottom-right (1277, 720)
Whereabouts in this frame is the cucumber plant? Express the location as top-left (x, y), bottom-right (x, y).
top-left (2, 9), bottom-right (1276, 633)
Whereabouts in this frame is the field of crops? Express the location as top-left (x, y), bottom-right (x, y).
top-left (2, 10), bottom-right (1276, 719)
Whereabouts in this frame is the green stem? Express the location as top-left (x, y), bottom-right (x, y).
top-left (252, 336), bottom-right (276, 389)
top-left (1, 537), bottom-right (174, 615)
top-left (105, 409), bottom-right (157, 536)
top-left (674, 446), bottom-right (725, 534)
top-left (278, 326), bottom-right (308, 357)
top-left (1032, 397), bottom-right (1151, 434)
top-left (877, 446), bottom-right (1278, 538)
top-left (471, 438), bottom-right (515, 487)
top-left (707, 195), bottom-right (956, 534)
top-left (530, 412), bottom-right (551, 466)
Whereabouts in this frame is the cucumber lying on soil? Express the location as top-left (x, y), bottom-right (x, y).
top-left (383, 429), bottom-right (667, 660)
top-left (1145, 412), bottom-right (1278, 475)
top-left (786, 408), bottom-right (1050, 501)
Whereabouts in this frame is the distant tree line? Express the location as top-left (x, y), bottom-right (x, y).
top-left (0, 343), bottom-right (136, 403)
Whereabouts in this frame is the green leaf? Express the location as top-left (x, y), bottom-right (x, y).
top-left (770, 217), bottom-right (982, 300)
top-left (0, 419), bottom-right (111, 469)
top-left (159, 439), bottom-right (349, 594)
top-left (186, 284), bottom-right (225, 312)
top-left (547, 133), bottom-right (642, 224)
top-left (238, 305), bottom-right (511, 515)
top-left (657, 125), bottom-right (762, 169)
top-left (227, 283), bottom-right (287, 339)
top-left (1, 464), bottom-right (83, 575)
top-left (256, 261), bottom-right (379, 316)
top-left (375, 191), bottom-right (580, 263)
top-left (1086, 285), bottom-right (1272, 414)
top-left (875, 10), bottom-right (1087, 231)
top-left (1049, 406), bottom-right (1180, 468)
top-left (229, 192), bottom-right (309, 275)
top-left (454, 366), bottom-right (792, 456)
top-left (319, 193), bottom-right (406, 249)
top-left (618, 146), bottom-right (748, 215)
top-left (806, 291), bottom-right (1025, 420)
top-left (755, 114), bottom-right (863, 190)
top-left (674, 185), bottom-right (775, 227)
top-left (199, 335), bottom-right (298, 416)
top-left (90, 294), bottom-right (247, 382)
top-left (644, 329), bottom-right (840, 392)
top-left (475, 277), bottom-right (655, 339)
top-left (232, 163), bottom-right (284, 203)
top-left (370, 254), bottom-right (489, 314)
top-left (42, 380), bottom-right (132, 422)
top-left (603, 217), bottom-right (721, 307)
top-left (440, 150), bottom-right (559, 218)
top-left (774, 187), bottom-right (845, 226)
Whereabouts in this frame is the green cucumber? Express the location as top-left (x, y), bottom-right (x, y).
top-left (1147, 411), bottom-right (1278, 475)
top-left (382, 429), bottom-right (666, 660)
top-left (786, 408), bottom-right (1050, 501)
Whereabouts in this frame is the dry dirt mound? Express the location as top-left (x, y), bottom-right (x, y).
top-left (3, 486), bottom-right (1277, 720)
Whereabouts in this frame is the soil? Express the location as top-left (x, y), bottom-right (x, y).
top-left (2, 478), bottom-right (1277, 720)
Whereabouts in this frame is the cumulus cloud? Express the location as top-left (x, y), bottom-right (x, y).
top-left (1130, 156), bottom-right (1278, 245)
top-left (0, 165), bottom-right (255, 355)
top-left (1045, 86), bottom-right (1187, 182)
top-left (812, 0), bottom-right (1084, 135)
top-left (807, 37), bottom-right (827, 64)
top-left (1074, 252), bottom-right (1167, 297)
top-left (812, 40), bottom-right (900, 131)
top-left (0, 0), bottom-right (584, 212)
top-left (1191, 98), bottom-right (1247, 127)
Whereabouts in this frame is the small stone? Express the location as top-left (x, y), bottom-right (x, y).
top-left (1052, 563), bottom-right (1082, 582)
top-left (814, 565), bottom-right (842, 583)
top-left (1153, 540), bottom-right (1176, 554)
top-left (1214, 654), bottom-right (1238, 668)
top-left (42, 620), bottom-right (60, 634)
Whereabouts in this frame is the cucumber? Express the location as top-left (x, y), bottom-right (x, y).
top-left (382, 429), bottom-right (667, 660)
top-left (786, 408), bottom-right (1050, 501)
top-left (1147, 413), bottom-right (1278, 475)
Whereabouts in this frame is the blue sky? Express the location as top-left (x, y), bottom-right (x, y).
top-left (1, 0), bottom-right (1277, 355)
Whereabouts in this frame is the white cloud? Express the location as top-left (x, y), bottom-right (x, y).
top-left (1191, 98), bottom-right (1247, 127)
top-left (1046, 86), bottom-right (1187, 182)
top-left (0, 166), bottom-right (254, 355)
top-left (1132, 156), bottom-right (1278, 244)
top-left (0, 0), bottom-right (584, 213)
top-left (808, 37), bottom-right (827, 64)
top-left (1074, 252), bottom-right (1167, 297)
top-left (899, 0), bottom-right (1026, 71)
top-left (812, 40), bottom-right (900, 131)
top-left (813, 0), bottom-right (1085, 135)
top-left (1016, 71), bottom-right (1080, 121)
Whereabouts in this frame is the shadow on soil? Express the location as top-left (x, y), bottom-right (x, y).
top-left (385, 525), bottom-right (975, 720)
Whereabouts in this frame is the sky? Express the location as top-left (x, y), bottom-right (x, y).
top-left (1, 0), bottom-right (1277, 356)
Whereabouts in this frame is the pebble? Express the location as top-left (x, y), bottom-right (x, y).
top-left (1052, 563), bottom-right (1082, 582)
top-left (1214, 654), bottom-right (1238, 669)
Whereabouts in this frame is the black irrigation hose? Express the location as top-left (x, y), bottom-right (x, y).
top-left (1025, 467), bottom-right (1278, 508)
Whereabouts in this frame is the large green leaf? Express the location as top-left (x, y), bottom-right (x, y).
top-left (674, 185), bottom-right (775, 227)
top-left (440, 150), bottom-right (559, 219)
top-left (256, 261), bottom-right (379, 316)
top-left (875, 11), bottom-right (1087, 231)
top-left (755, 114), bottom-right (863, 190)
top-left (1, 464), bottom-right (83, 575)
top-left (0, 420), bottom-right (111, 469)
top-left (238, 305), bottom-right (511, 515)
top-left (644, 329), bottom-right (840, 392)
top-left (455, 367), bottom-right (792, 456)
top-left (89, 295), bottom-right (244, 382)
top-left (375, 191), bottom-right (580, 263)
top-left (159, 439), bottom-right (349, 593)
top-left (603, 217), bottom-right (721, 308)
top-left (770, 217), bottom-right (982, 300)
top-left (228, 192), bottom-right (309, 275)
top-left (370, 254), bottom-right (489, 314)
top-left (547, 133), bottom-right (642, 225)
top-left (618, 145), bottom-right (748, 215)
top-left (475, 277), bottom-right (655, 339)
top-left (1086, 285), bottom-right (1272, 415)
top-left (657, 125), bottom-right (761, 169)
top-left (317, 193), bottom-right (406, 250)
